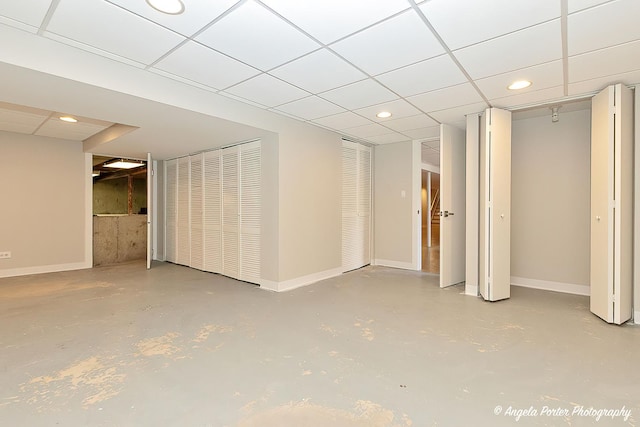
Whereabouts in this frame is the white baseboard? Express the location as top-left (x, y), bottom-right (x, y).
top-left (465, 284), bottom-right (478, 296)
top-left (260, 267), bottom-right (343, 292)
top-left (0, 261), bottom-right (92, 279)
top-left (372, 259), bottom-right (417, 270)
top-left (635, 310), bottom-right (640, 325)
top-left (511, 276), bottom-right (590, 296)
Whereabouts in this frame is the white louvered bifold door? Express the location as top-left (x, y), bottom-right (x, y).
top-left (222, 146), bottom-right (240, 279)
top-left (239, 141), bottom-right (261, 283)
top-left (165, 159), bottom-right (178, 263)
top-left (190, 153), bottom-right (204, 271)
top-left (203, 150), bottom-right (222, 274)
top-left (342, 140), bottom-right (371, 272)
top-left (357, 145), bottom-right (372, 266)
top-left (342, 143), bottom-right (358, 272)
top-left (176, 156), bottom-right (191, 266)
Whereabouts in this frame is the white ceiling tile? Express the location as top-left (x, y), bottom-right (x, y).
top-left (36, 119), bottom-right (109, 141)
top-left (270, 49), bottom-right (366, 93)
top-left (422, 151), bottom-right (440, 166)
top-left (260, 0), bottom-right (409, 44)
top-left (320, 79), bottom-right (398, 110)
top-left (429, 102), bottom-right (488, 124)
top-left (331, 10), bottom-right (445, 76)
top-left (568, 0), bottom-right (613, 13)
top-left (408, 83), bottom-right (484, 113)
top-left (153, 41), bottom-right (260, 90)
top-left (0, 0), bottom-right (51, 28)
top-left (107, 0), bottom-right (238, 37)
top-left (342, 123), bottom-right (390, 138)
top-left (405, 126), bottom-right (441, 140)
top-left (311, 112), bottom-right (374, 130)
top-left (384, 114), bottom-right (439, 132)
top-left (569, 39), bottom-right (640, 84)
top-left (45, 0), bottom-right (185, 65)
top-left (490, 86), bottom-right (565, 109)
top-left (224, 74), bottom-right (309, 107)
top-left (568, 0), bottom-right (640, 55)
top-left (568, 68), bottom-right (640, 96)
top-left (421, 0), bottom-right (559, 50)
top-left (0, 108), bottom-right (48, 134)
top-left (376, 54), bottom-right (467, 97)
top-left (424, 140), bottom-right (440, 150)
top-left (0, 102), bottom-right (51, 133)
top-left (354, 99), bottom-right (422, 122)
top-left (274, 96), bottom-right (345, 120)
top-left (453, 20), bottom-right (562, 79)
top-left (475, 60), bottom-right (563, 100)
top-left (195, 0), bottom-right (319, 71)
top-left (367, 133), bottom-right (411, 144)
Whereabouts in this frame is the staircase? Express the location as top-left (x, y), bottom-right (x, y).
top-left (430, 189), bottom-right (440, 226)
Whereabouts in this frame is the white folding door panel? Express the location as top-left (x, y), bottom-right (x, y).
top-left (590, 84), bottom-right (633, 325)
top-left (222, 146), bottom-right (240, 279)
top-left (239, 142), bottom-right (261, 283)
top-left (203, 150), bottom-right (222, 274)
top-left (165, 159), bottom-right (177, 263)
top-left (176, 156), bottom-right (191, 266)
top-left (479, 108), bottom-right (511, 302)
top-left (342, 140), bottom-right (371, 272)
top-left (440, 124), bottom-right (466, 288)
top-left (147, 153), bottom-right (153, 269)
top-left (190, 153), bottom-right (204, 271)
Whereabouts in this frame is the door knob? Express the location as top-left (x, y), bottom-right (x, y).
top-left (441, 211), bottom-right (454, 217)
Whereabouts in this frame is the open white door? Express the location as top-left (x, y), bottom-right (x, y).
top-left (440, 125), bottom-right (466, 288)
top-left (146, 153), bottom-right (153, 269)
top-left (590, 84), bottom-right (633, 324)
top-left (479, 108), bottom-right (511, 301)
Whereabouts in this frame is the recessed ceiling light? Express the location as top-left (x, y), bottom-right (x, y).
top-left (508, 80), bottom-right (532, 90)
top-left (146, 0), bottom-right (185, 15)
top-left (104, 159), bottom-right (145, 169)
top-left (376, 111), bottom-right (392, 119)
top-left (59, 116), bottom-right (78, 123)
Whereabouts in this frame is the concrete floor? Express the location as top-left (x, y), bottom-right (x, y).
top-left (0, 262), bottom-right (638, 426)
top-left (422, 224), bottom-right (440, 274)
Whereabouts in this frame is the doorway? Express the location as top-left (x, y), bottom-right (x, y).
top-left (421, 170), bottom-right (440, 273)
top-left (92, 155), bottom-right (148, 266)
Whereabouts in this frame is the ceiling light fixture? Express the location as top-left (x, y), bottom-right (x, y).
top-left (376, 111), bottom-right (392, 119)
top-left (145, 0), bottom-right (185, 15)
top-left (508, 80), bottom-right (532, 90)
top-left (103, 159), bottom-right (145, 169)
top-left (92, 171), bottom-right (100, 177)
top-left (59, 116), bottom-right (78, 123)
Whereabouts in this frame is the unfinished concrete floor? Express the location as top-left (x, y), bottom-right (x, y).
top-left (0, 262), bottom-right (638, 426)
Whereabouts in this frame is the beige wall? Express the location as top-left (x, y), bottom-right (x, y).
top-left (511, 109), bottom-right (591, 286)
top-left (276, 128), bottom-right (342, 284)
top-left (374, 141), bottom-right (414, 266)
top-left (260, 134), bottom-right (279, 283)
top-left (0, 131), bottom-right (88, 275)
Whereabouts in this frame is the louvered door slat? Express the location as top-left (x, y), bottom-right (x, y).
top-left (222, 147), bottom-right (239, 279)
top-left (165, 159), bottom-right (177, 263)
top-left (240, 141), bottom-right (261, 283)
top-left (203, 150), bottom-right (222, 273)
top-left (190, 153), bottom-right (204, 270)
top-left (176, 156), bottom-right (191, 266)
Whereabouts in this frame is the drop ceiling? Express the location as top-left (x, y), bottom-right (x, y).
top-left (0, 0), bottom-right (638, 156)
top-left (0, 101), bottom-right (112, 141)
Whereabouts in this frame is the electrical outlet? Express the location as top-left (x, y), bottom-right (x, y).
top-left (0, 251), bottom-right (11, 259)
